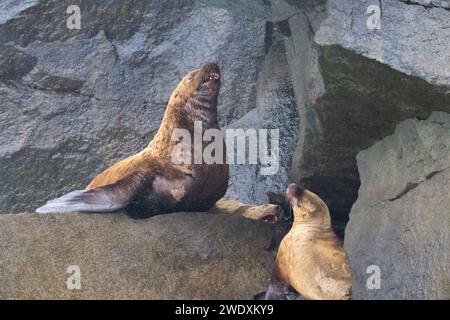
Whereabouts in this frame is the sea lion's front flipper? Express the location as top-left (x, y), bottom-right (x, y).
top-left (36, 172), bottom-right (152, 214)
top-left (264, 261), bottom-right (290, 300)
top-left (264, 277), bottom-right (289, 300)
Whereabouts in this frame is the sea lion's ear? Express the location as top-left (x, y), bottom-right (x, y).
top-left (36, 171), bottom-right (152, 214)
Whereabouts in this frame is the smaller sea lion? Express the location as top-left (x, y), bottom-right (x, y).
top-left (209, 198), bottom-right (284, 223)
top-left (265, 183), bottom-right (352, 300)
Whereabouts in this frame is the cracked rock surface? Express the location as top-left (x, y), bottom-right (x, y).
top-left (345, 112), bottom-right (450, 299)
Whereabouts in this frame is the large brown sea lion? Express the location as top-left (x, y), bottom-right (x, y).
top-left (36, 63), bottom-right (229, 216)
top-left (265, 183), bottom-right (352, 300)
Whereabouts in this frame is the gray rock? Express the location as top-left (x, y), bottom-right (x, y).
top-left (224, 108), bottom-right (262, 203)
top-left (315, 0), bottom-right (450, 87)
top-left (202, 0), bottom-right (304, 21)
top-left (345, 112), bottom-right (450, 299)
top-left (283, 0), bottom-right (450, 236)
top-left (399, 0), bottom-right (450, 9)
top-left (0, 211), bottom-right (276, 299)
top-left (225, 28), bottom-right (298, 205)
top-left (0, 0), bottom-right (38, 24)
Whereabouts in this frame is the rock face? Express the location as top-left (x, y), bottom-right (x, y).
top-left (287, 0), bottom-right (450, 236)
top-left (225, 28), bottom-right (298, 205)
top-left (345, 112), bottom-right (450, 300)
top-left (0, 212), bottom-right (275, 299)
top-left (315, 0), bottom-right (450, 86)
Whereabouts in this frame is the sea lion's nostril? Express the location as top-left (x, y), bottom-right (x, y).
top-left (204, 73), bottom-right (220, 83)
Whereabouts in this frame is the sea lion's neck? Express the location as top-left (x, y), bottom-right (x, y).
top-left (292, 221), bottom-right (336, 240)
top-left (147, 94), bottom-right (219, 155)
top-left (184, 94), bottom-right (218, 128)
top-left (293, 214), bottom-right (331, 229)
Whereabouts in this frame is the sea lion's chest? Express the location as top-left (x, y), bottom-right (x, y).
top-left (148, 120), bottom-right (229, 209)
top-left (152, 175), bottom-right (195, 201)
top-left (152, 163), bottom-right (228, 202)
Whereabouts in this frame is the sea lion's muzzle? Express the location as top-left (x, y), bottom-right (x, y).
top-left (201, 63), bottom-right (220, 83)
top-left (204, 72), bottom-right (220, 83)
top-left (196, 63), bottom-right (221, 99)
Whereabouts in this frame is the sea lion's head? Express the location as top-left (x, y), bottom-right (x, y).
top-left (171, 62), bottom-right (221, 108)
top-left (286, 183), bottom-right (331, 227)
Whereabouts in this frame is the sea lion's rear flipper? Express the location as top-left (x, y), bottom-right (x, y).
top-left (36, 172), bottom-right (151, 214)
